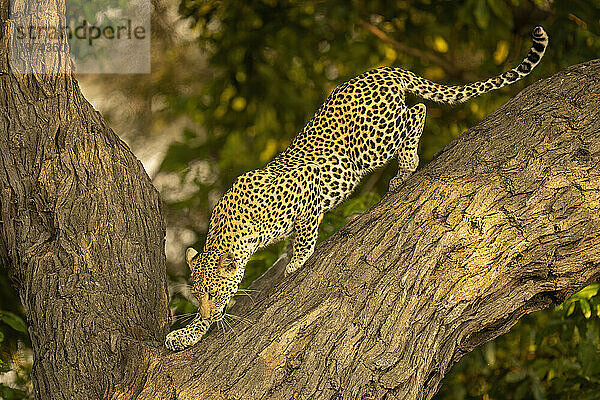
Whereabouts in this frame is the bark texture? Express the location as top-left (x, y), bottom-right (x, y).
top-left (0, 1), bottom-right (169, 399)
top-left (1, 3), bottom-right (600, 398)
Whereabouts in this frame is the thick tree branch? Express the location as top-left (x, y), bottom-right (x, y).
top-left (138, 60), bottom-right (600, 399)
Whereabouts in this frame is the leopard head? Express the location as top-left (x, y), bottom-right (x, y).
top-left (185, 247), bottom-right (241, 321)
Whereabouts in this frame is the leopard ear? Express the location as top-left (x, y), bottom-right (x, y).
top-left (186, 247), bottom-right (198, 264)
top-left (219, 252), bottom-right (236, 275)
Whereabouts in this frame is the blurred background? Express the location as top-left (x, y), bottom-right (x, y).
top-left (2, 0), bottom-right (600, 398)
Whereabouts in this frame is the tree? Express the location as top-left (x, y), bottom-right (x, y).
top-left (0, 1), bottom-right (169, 398)
top-left (140, 60), bottom-right (600, 400)
top-left (2, 1), bottom-right (600, 399)
top-left (1, 2), bottom-right (600, 399)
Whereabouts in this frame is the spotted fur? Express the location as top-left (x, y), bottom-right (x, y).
top-left (165, 27), bottom-right (548, 351)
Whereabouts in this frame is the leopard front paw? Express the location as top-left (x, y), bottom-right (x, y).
top-left (389, 171), bottom-right (412, 192)
top-left (165, 318), bottom-right (212, 351)
top-left (165, 329), bottom-right (199, 351)
top-left (165, 330), bottom-right (187, 351)
top-left (285, 261), bottom-right (301, 277)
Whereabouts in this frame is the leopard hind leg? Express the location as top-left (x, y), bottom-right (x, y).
top-left (389, 103), bottom-right (426, 192)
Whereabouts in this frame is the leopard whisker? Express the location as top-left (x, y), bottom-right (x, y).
top-left (217, 319), bottom-right (226, 336)
top-left (237, 288), bottom-right (260, 293)
top-left (171, 312), bottom-right (198, 323)
top-left (225, 312), bottom-right (254, 326)
top-left (169, 282), bottom-right (194, 294)
top-left (221, 316), bottom-right (232, 334)
top-left (222, 314), bottom-right (239, 338)
top-left (168, 282), bottom-right (200, 306)
top-left (234, 292), bottom-right (256, 303)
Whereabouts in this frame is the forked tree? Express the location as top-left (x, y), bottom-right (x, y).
top-left (1, 1), bottom-right (599, 399)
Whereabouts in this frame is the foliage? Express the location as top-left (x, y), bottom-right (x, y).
top-left (436, 284), bottom-right (600, 400)
top-left (0, 267), bottom-right (32, 399)
top-left (161, 0), bottom-right (600, 397)
top-left (161, 0), bottom-right (600, 269)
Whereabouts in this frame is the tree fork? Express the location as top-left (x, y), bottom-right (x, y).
top-left (1, 4), bottom-right (600, 398)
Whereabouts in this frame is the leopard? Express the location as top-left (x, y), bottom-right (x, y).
top-left (165, 26), bottom-right (548, 351)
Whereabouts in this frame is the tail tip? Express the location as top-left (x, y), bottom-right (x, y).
top-left (532, 26), bottom-right (548, 41)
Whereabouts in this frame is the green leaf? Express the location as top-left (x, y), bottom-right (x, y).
top-left (486, 0), bottom-right (513, 26)
top-left (0, 311), bottom-right (28, 334)
top-left (484, 341), bottom-right (496, 366)
top-left (473, 0), bottom-right (490, 29)
top-left (531, 379), bottom-right (546, 400)
top-left (514, 380), bottom-right (530, 400)
top-left (579, 299), bottom-right (592, 319)
top-left (578, 342), bottom-right (600, 377)
top-left (572, 283), bottom-right (599, 300)
top-left (0, 384), bottom-right (27, 400)
top-left (566, 302), bottom-right (576, 317)
top-left (0, 328), bottom-right (4, 342)
top-left (159, 142), bottom-right (204, 173)
top-left (506, 369), bottom-right (527, 383)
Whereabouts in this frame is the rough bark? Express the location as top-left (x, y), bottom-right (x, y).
top-left (0, 1), bottom-right (169, 399)
top-left (1, 3), bottom-right (600, 399)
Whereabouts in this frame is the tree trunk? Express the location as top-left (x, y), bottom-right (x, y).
top-left (0, 1), bottom-right (169, 399)
top-left (1, 4), bottom-right (600, 399)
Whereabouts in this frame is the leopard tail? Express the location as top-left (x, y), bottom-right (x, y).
top-left (398, 26), bottom-right (548, 104)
